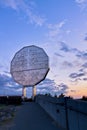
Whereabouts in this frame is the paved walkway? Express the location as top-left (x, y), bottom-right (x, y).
top-left (10, 102), bottom-right (61, 130)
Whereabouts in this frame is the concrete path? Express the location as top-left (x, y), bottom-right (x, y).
top-left (10, 102), bottom-right (61, 130)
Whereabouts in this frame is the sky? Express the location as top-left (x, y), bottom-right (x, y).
top-left (0, 0), bottom-right (87, 98)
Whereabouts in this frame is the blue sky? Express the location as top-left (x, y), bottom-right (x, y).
top-left (0, 0), bottom-right (87, 98)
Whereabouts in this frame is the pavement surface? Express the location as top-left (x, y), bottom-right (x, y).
top-left (10, 102), bottom-right (61, 130)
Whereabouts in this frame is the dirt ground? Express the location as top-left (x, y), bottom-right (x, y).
top-left (0, 119), bottom-right (15, 130)
top-left (0, 105), bottom-right (21, 130)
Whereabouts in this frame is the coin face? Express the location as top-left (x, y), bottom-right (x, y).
top-left (10, 45), bottom-right (49, 86)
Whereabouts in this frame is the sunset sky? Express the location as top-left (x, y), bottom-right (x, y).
top-left (0, 0), bottom-right (87, 98)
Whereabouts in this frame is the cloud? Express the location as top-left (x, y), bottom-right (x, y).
top-left (70, 78), bottom-right (81, 83)
top-left (60, 41), bottom-right (87, 61)
top-left (0, 73), bottom-right (11, 87)
top-left (39, 78), bottom-right (55, 87)
top-left (84, 34), bottom-right (87, 41)
top-left (56, 83), bottom-right (69, 95)
top-left (60, 42), bottom-right (70, 52)
top-left (82, 62), bottom-right (87, 68)
top-left (0, 65), bottom-right (3, 69)
top-left (54, 52), bottom-right (64, 57)
top-left (66, 30), bottom-right (71, 35)
top-left (76, 51), bottom-right (87, 59)
top-left (71, 90), bottom-right (77, 92)
top-left (69, 66), bottom-right (87, 83)
top-left (0, 0), bottom-right (45, 26)
top-left (69, 72), bottom-right (85, 78)
top-left (0, 72), bottom-right (22, 95)
top-left (75, 0), bottom-right (87, 9)
top-left (37, 78), bottom-right (68, 96)
top-left (1, 0), bottom-right (19, 10)
top-left (37, 78), bottom-right (57, 94)
top-left (79, 68), bottom-right (84, 72)
top-left (46, 21), bottom-right (66, 39)
top-left (0, 63), bottom-right (7, 70)
top-left (62, 61), bottom-right (73, 68)
top-left (58, 83), bottom-right (68, 92)
top-left (47, 21), bottom-right (65, 30)
top-left (84, 36), bottom-right (87, 41)
top-left (0, 72), bottom-right (69, 96)
top-left (60, 42), bottom-right (80, 53)
top-left (75, 0), bottom-right (87, 4)
top-left (83, 77), bottom-right (87, 80)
